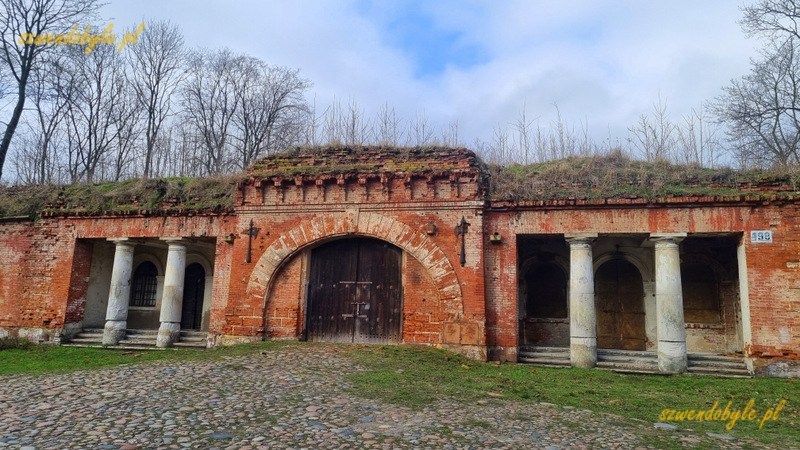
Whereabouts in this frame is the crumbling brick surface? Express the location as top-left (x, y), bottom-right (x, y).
top-left (0, 147), bottom-right (798, 362)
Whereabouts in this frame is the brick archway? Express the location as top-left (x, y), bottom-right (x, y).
top-left (245, 212), bottom-right (463, 318)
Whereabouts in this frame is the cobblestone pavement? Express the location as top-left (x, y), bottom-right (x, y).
top-left (0, 345), bottom-right (774, 449)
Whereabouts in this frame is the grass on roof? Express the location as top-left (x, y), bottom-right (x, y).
top-left (488, 150), bottom-right (800, 201)
top-left (0, 175), bottom-right (241, 219)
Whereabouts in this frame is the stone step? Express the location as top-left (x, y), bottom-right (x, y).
top-left (522, 346), bottom-right (569, 354)
top-left (75, 332), bottom-right (104, 339)
top-left (597, 349), bottom-right (658, 358)
top-left (686, 367), bottom-right (752, 378)
top-left (179, 336), bottom-right (207, 343)
top-left (596, 361), bottom-right (660, 374)
top-left (82, 328), bottom-right (104, 334)
top-left (117, 337), bottom-right (157, 346)
top-left (597, 355), bottom-right (658, 365)
top-left (688, 353), bottom-right (745, 362)
top-left (69, 337), bottom-right (105, 344)
top-left (518, 355), bottom-right (571, 366)
top-left (125, 329), bottom-right (159, 336)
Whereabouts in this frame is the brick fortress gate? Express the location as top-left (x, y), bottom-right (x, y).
top-left (0, 146), bottom-right (798, 375)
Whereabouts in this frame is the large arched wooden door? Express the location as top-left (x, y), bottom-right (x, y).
top-left (595, 259), bottom-right (646, 350)
top-left (306, 238), bottom-right (402, 343)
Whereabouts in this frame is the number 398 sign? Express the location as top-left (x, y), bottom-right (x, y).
top-left (750, 230), bottom-right (773, 243)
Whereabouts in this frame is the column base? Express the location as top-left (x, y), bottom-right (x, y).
top-left (658, 340), bottom-right (687, 374)
top-left (570, 336), bottom-right (597, 368)
top-left (157, 322), bottom-right (181, 348)
top-left (102, 320), bottom-right (127, 346)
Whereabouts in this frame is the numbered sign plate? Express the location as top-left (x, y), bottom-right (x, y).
top-left (750, 230), bottom-right (773, 243)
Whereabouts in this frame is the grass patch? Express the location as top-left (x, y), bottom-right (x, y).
top-left (489, 150), bottom-right (800, 201)
top-left (0, 175), bottom-right (242, 219)
top-left (0, 340), bottom-right (298, 375)
top-left (347, 345), bottom-right (800, 446)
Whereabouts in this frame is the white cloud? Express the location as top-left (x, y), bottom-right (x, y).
top-left (102, 0), bottom-right (758, 150)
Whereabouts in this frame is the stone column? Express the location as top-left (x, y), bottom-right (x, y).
top-left (652, 234), bottom-right (687, 374)
top-left (566, 234), bottom-right (598, 368)
top-left (157, 239), bottom-right (187, 348)
top-left (103, 239), bottom-right (135, 345)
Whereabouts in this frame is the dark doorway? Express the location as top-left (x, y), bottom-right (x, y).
top-left (525, 263), bottom-right (568, 319)
top-left (595, 259), bottom-right (646, 350)
top-left (181, 263), bottom-right (206, 330)
top-left (306, 238), bottom-right (402, 343)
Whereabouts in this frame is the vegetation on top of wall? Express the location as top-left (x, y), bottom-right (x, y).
top-left (0, 175), bottom-right (241, 219)
top-left (249, 145), bottom-right (478, 178)
top-left (488, 150), bottom-right (800, 201)
top-left (3, 149), bottom-right (800, 219)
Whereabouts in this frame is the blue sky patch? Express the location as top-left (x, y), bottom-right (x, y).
top-left (356, 2), bottom-right (489, 78)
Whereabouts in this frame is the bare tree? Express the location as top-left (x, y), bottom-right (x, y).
top-left (376, 101), bottom-right (404, 146)
top-left (321, 96), bottom-right (343, 145)
top-left (676, 106), bottom-right (721, 167)
top-left (441, 119), bottom-right (461, 147)
top-left (15, 51), bottom-right (70, 183)
top-left (181, 48), bottom-right (241, 175)
top-left (714, 1), bottom-right (800, 167)
top-left (409, 111), bottom-right (435, 146)
top-left (741, 0), bottom-right (800, 40)
top-left (714, 39), bottom-right (800, 166)
top-left (0, 0), bottom-right (100, 180)
top-left (61, 44), bottom-right (129, 182)
top-left (231, 59), bottom-right (309, 167)
top-left (127, 20), bottom-right (185, 178)
top-left (627, 97), bottom-right (676, 161)
top-left (514, 105), bottom-right (534, 163)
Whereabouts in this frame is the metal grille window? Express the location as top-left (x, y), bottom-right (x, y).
top-left (130, 261), bottom-right (158, 307)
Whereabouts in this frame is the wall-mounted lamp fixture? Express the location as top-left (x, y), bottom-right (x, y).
top-left (489, 232), bottom-right (503, 244)
top-left (424, 222), bottom-right (438, 236)
top-left (223, 234), bottom-right (235, 244)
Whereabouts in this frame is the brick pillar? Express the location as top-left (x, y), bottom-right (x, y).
top-left (652, 234), bottom-right (687, 374)
top-left (103, 239), bottom-right (135, 345)
top-left (157, 239), bottom-right (187, 348)
top-left (566, 234), bottom-right (597, 368)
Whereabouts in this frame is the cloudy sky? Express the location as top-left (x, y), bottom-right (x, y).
top-left (103, 1), bottom-right (757, 149)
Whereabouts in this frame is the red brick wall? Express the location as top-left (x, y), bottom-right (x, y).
top-left (64, 240), bottom-right (93, 325)
top-left (0, 214), bottom-right (236, 338)
top-left (485, 202), bottom-right (800, 360)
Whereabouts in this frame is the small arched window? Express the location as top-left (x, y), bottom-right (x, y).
top-left (130, 261), bottom-right (158, 307)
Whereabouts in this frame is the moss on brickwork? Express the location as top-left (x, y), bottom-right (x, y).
top-left (0, 175), bottom-right (241, 219)
top-left (489, 150), bottom-right (800, 201)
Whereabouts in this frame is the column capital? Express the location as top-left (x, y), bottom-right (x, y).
top-left (565, 233), bottom-right (597, 246)
top-left (649, 233), bottom-right (686, 245)
top-left (161, 237), bottom-right (184, 244)
top-left (107, 237), bottom-right (134, 246)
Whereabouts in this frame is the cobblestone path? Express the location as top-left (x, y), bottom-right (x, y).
top-left (0, 345), bottom-right (773, 449)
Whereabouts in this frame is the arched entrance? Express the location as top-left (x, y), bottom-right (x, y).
top-left (306, 237), bottom-right (402, 343)
top-left (595, 259), bottom-right (646, 350)
top-left (181, 263), bottom-right (206, 330)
